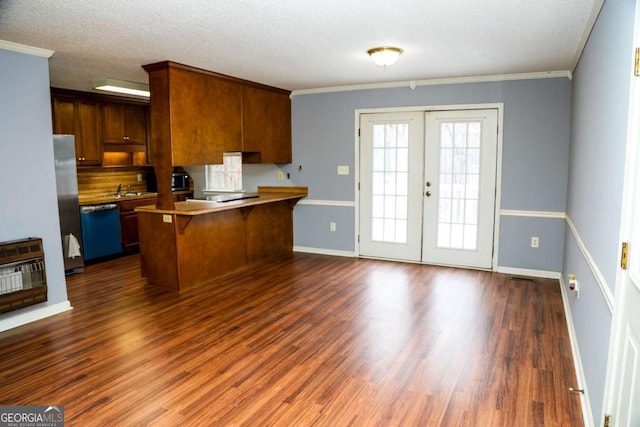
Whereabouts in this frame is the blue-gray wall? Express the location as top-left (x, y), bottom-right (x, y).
top-left (286, 78), bottom-right (571, 270)
top-left (0, 48), bottom-right (69, 325)
top-left (563, 0), bottom-right (636, 422)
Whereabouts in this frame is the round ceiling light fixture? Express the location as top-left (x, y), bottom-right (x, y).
top-left (367, 46), bottom-right (404, 67)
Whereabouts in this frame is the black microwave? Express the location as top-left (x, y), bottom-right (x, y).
top-left (171, 172), bottom-right (190, 191)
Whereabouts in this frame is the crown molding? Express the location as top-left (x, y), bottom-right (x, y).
top-left (0, 40), bottom-right (54, 58)
top-left (291, 70), bottom-right (572, 97)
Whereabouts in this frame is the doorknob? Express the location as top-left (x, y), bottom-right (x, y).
top-left (425, 191), bottom-right (431, 197)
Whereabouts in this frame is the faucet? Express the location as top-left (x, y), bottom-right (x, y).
top-left (116, 184), bottom-right (122, 196)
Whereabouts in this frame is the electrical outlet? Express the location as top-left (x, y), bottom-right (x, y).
top-left (337, 165), bottom-right (349, 175)
top-left (163, 214), bottom-right (172, 223)
top-left (330, 222), bottom-right (336, 232)
top-left (137, 173), bottom-right (143, 182)
top-left (531, 236), bottom-right (539, 248)
top-left (277, 171), bottom-right (284, 181)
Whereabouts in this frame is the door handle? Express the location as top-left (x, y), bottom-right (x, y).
top-left (425, 191), bottom-right (431, 197)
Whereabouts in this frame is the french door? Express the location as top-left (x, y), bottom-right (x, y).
top-left (359, 112), bottom-right (425, 261)
top-left (359, 108), bottom-right (498, 269)
top-left (422, 110), bottom-right (498, 268)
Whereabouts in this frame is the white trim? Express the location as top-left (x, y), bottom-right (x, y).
top-left (0, 39), bottom-right (54, 58)
top-left (292, 71), bottom-right (572, 96)
top-left (559, 276), bottom-right (596, 427)
top-left (566, 215), bottom-right (615, 313)
top-left (293, 246), bottom-right (356, 257)
top-left (500, 209), bottom-right (566, 219)
top-left (0, 301), bottom-right (72, 333)
top-left (297, 199), bottom-right (355, 207)
top-left (357, 103), bottom-right (505, 115)
top-left (493, 108), bottom-right (505, 271)
top-left (499, 209), bottom-right (613, 314)
top-left (354, 103), bottom-right (504, 271)
top-left (603, 4), bottom-right (640, 422)
top-left (496, 266), bottom-right (561, 279)
top-left (354, 109), bottom-right (362, 256)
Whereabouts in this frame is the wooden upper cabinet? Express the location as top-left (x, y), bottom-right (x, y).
top-left (144, 61), bottom-right (291, 166)
top-left (76, 101), bottom-right (102, 165)
top-left (241, 85), bottom-right (292, 164)
top-left (103, 103), bottom-right (147, 144)
top-left (52, 97), bottom-right (102, 166)
top-left (145, 62), bottom-right (240, 166)
top-left (52, 98), bottom-right (76, 135)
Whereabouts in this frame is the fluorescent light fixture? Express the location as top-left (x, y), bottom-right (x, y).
top-left (367, 46), bottom-right (404, 67)
top-left (92, 78), bottom-right (150, 97)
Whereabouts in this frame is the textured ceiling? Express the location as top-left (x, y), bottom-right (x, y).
top-left (0, 0), bottom-right (602, 93)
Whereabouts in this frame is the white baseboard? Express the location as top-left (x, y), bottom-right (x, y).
top-left (559, 276), bottom-right (595, 427)
top-left (496, 266), bottom-right (561, 279)
top-left (292, 253), bottom-right (565, 279)
top-left (0, 301), bottom-right (73, 333)
top-left (293, 246), bottom-right (356, 258)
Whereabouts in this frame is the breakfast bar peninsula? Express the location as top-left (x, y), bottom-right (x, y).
top-left (139, 60), bottom-right (302, 291)
top-left (136, 186), bottom-right (307, 291)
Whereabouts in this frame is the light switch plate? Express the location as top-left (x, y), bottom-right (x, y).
top-left (163, 214), bottom-right (172, 223)
top-left (337, 165), bottom-right (349, 175)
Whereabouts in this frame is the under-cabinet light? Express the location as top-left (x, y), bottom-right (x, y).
top-left (92, 78), bottom-right (150, 98)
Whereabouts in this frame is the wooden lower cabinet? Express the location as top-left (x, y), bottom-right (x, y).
top-left (119, 193), bottom-right (192, 252)
top-left (119, 199), bottom-right (152, 252)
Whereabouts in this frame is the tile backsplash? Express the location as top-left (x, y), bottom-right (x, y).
top-left (77, 167), bottom-right (153, 197)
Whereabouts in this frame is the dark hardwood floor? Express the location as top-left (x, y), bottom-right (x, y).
top-left (0, 253), bottom-right (583, 426)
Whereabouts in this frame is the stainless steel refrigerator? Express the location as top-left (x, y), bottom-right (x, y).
top-left (53, 134), bottom-right (84, 274)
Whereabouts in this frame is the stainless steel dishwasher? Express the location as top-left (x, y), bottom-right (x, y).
top-left (80, 203), bottom-right (122, 261)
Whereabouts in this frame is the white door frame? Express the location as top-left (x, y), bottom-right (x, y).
top-left (354, 103), bottom-right (504, 270)
top-left (602, 2), bottom-right (640, 422)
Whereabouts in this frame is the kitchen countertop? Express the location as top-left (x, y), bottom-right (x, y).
top-left (78, 190), bottom-right (192, 206)
top-left (135, 187), bottom-right (308, 216)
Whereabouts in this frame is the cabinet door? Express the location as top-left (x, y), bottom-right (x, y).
top-left (119, 198), bottom-right (156, 251)
top-left (52, 98), bottom-right (83, 163)
top-left (242, 86), bottom-right (292, 163)
top-left (120, 211), bottom-right (139, 251)
top-left (103, 103), bottom-right (147, 145)
top-left (103, 103), bottom-right (127, 143)
top-left (52, 98), bottom-right (76, 135)
top-left (52, 98), bottom-right (102, 166)
top-left (125, 105), bottom-right (147, 144)
top-left (76, 101), bottom-right (102, 166)
top-left (169, 68), bottom-right (242, 165)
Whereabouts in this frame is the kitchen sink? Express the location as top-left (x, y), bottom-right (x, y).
top-left (101, 192), bottom-right (156, 199)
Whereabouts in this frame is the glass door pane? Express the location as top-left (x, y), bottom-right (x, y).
top-left (371, 123), bottom-right (409, 243)
top-left (436, 121), bottom-right (481, 250)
